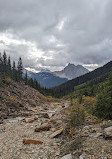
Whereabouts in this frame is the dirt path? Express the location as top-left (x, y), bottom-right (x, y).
top-left (0, 101), bottom-right (69, 159)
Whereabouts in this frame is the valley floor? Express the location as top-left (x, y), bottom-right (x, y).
top-left (0, 101), bottom-right (68, 159)
top-left (0, 99), bottom-right (112, 159)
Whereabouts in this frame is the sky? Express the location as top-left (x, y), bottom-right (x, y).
top-left (0, 0), bottom-right (112, 72)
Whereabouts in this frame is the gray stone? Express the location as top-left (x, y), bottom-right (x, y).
top-left (61, 154), bottom-right (72, 159)
top-left (50, 128), bottom-right (63, 138)
top-left (103, 126), bottom-right (112, 139)
top-left (79, 155), bottom-right (84, 159)
top-left (4, 118), bottom-right (19, 123)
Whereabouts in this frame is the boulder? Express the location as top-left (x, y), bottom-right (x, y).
top-left (23, 138), bottom-right (43, 145)
top-left (50, 128), bottom-right (63, 138)
top-left (35, 123), bottom-right (52, 132)
top-left (103, 126), bottom-right (112, 139)
top-left (25, 117), bottom-right (37, 123)
top-left (61, 154), bottom-right (72, 159)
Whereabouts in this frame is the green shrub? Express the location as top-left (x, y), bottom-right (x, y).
top-left (4, 77), bottom-right (12, 84)
top-left (6, 96), bottom-right (18, 107)
top-left (93, 72), bottom-right (112, 119)
top-left (60, 137), bottom-right (85, 156)
top-left (82, 96), bottom-right (96, 114)
top-left (70, 103), bottom-right (85, 126)
top-left (93, 90), bottom-right (112, 119)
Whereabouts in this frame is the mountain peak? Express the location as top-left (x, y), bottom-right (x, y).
top-left (54, 63), bottom-right (89, 80)
top-left (67, 63), bottom-right (75, 67)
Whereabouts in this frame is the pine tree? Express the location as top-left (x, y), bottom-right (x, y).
top-left (7, 56), bottom-right (11, 75)
top-left (28, 78), bottom-right (34, 87)
top-left (17, 57), bottom-right (23, 81)
top-left (93, 71), bottom-right (112, 119)
top-left (12, 61), bottom-right (16, 71)
top-left (0, 52), bottom-right (3, 72)
top-left (12, 61), bottom-right (17, 81)
top-left (24, 71), bottom-right (28, 85)
top-left (2, 51), bottom-right (7, 73)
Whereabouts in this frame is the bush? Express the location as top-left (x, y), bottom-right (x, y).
top-left (82, 96), bottom-right (96, 114)
top-left (60, 137), bottom-right (85, 156)
top-left (3, 77), bottom-right (12, 84)
top-left (70, 102), bottom-right (85, 126)
top-left (6, 96), bottom-right (18, 107)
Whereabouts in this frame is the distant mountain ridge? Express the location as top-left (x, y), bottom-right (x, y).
top-left (53, 63), bottom-right (89, 80)
top-left (25, 71), bottom-right (68, 88)
top-left (52, 61), bottom-right (112, 97)
top-left (23, 63), bottom-right (89, 88)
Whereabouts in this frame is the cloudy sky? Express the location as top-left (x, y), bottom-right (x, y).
top-left (0, 0), bottom-right (112, 71)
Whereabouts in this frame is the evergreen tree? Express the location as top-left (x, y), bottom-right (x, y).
top-left (7, 56), bottom-right (11, 75)
top-left (0, 52), bottom-right (3, 72)
top-left (17, 57), bottom-right (23, 81)
top-left (2, 51), bottom-right (7, 73)
top-left (12, 61), bottom-right (16, 71)
top-left (93, 71), bottom-right (112, 119)
top-left (24, 71), bottom-right (28, 85)
top-left (12, 61), bottom-right (17, 81)
top-left (28, 78), bottom-right (34, 87)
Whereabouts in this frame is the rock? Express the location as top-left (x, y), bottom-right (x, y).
top-left (50, 128), bottom-right (56, 132)
top-left (103, 126), bottom-right (112, 139)
top-left (89, 133), bottom-right (102, 138)
top-left (79, 156), bottom-right (84, 159)
top-left (41, 113), bottom-right (50, 119)
top-left (61, 154), bottom-right (72, 159)
top-left (23, 138), bottom-right (43, 145)
top-left (29, 108), bottom-right (39, 113)
top-left (4, 118), bottom-right (19, 123)
top-left (50, 128), bottom-right (63, 138)
top-left (83, 126), bottom-right (89, 130)
top-left (62, 103), bottom-right (66, 108)
top-left (91, 127), bottom-right (102, 133)
top-left (48, 111), bottom-right (55, 118)
top-left (96, 132), bottom-right (102, 137)
top-left (81, 131), bottom-right (89, 137)
top-left (0, 120), bottom-right (3, 124)
top-left (35, 123), bottom-right (52, 132)
top-left (25, 117), bottom-right (37, 123)
top-left (16, 117), bottom-right (25, 122)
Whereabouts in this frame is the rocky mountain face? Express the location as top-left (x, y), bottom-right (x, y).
top-left (0, 79), bottom-right (46, 120)
top-left (54, 63), bottom-right (89, 80)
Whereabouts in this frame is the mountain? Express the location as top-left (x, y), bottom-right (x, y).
top-left (53, 63), bottom-right (89, 80)
top-left (27, 72), bottom-right (68, 88)
top-left (52, 61), bottom-right (112, 97)
top-left (23, 63), bottom-right (89, 88)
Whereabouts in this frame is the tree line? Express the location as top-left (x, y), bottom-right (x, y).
top-left (0, 51), bottom-right (52, 95)
top-left (0, 51), bottom-right (23, 81)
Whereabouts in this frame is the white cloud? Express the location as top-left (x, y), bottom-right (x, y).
top-left (0, 0), bottom-right (112, 71)
top-left (56, 18), bottom-right (67, 31)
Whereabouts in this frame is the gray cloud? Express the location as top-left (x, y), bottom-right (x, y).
top-left (0, 0), bottom-right (112, 71)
